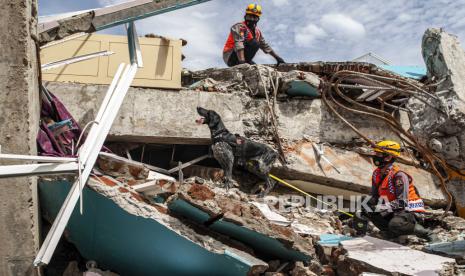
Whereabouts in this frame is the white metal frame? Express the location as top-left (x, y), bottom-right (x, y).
top-left (41, 50), bottom-right (114, 71)
top-left (0, 154), bottom-right (76, 163)
top-left (0, 163), bottom-right (78, 178)
top-left (34, 62), bottom-right (137, 266)
top-left (167, 155), bottom-right (209, 174)
top-left (34, 22), bottom-right (143, 267)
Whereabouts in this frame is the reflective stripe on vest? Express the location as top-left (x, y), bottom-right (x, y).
top-left (223, 22), bottom-right (262, 53)
top-left (372, 165), bottom-right (425, 212)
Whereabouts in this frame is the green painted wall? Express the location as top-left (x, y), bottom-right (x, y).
top-left (39, 180), bottom-right (252, 276)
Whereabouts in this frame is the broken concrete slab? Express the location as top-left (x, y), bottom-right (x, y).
top-left (406, 28), bottom-right (465, 217)
top-left (39, 176), bottom-right (269, 275)
top-left (274, 142), bottom-right (447, 206)
top-left (45, 82), bottom-right (244, 144)
top-left (408, 28), bottom-right (465, 170)
top-left (45, 81), bottom-right (401, 145)
top-left (44, 81), bottom-right (447, 206)
top-left (338, 236), bottom-right (455, 275)
top-left (425, 240), bottom-right (465, 264)
top-left (186, 64), bottom-right (321, 98)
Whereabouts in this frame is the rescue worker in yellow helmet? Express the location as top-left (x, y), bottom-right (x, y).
top-left (223, 3), bottom-right (285, 67)
top-left (365, 140), bottom-right (439, 242)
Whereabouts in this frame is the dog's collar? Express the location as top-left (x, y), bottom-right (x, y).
top-left (212, 128), bottom-right (228, 139)
top-left (212, 129), bottom-right (230, 145)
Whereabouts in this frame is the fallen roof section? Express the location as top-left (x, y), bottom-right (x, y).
top-left (38, 178), bottom-right (269, 275)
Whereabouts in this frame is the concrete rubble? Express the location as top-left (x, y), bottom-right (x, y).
top-left (407, 28), bottom-right (465, 217)
top-left (2, 0), bottom-right (463, 275)
top-left (34, 28), bottom-right (465, 275)
top-left (336, 236), bottom-right (456, 275)
top-left (0, 2), bottom-right (452, 271)
top-left (39, 151), bottom-right (465, 275)
top-left (409, 28), bottom-right (465, 170)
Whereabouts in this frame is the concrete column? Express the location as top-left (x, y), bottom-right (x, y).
top-left (0, 0), bottom-right (40, 275)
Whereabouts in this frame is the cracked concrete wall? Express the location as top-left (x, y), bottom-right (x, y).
top-left (276, 142), bottom-right (446, 206)
top-left (0, 0), bottom-right (40, 275)
top-left (45, 81), bottom-right (400, 145)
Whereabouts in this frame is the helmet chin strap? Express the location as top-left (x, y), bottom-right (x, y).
top-left (246, 20), bottom-right (257, 29)
top-left (373, 154), bottom-right (394, 168)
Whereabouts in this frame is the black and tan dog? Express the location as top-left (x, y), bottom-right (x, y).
top-left (196, 107), bottom-right (278, 196)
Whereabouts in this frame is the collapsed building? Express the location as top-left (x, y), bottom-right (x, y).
top-left (1, 0), bottom-right (465, 275)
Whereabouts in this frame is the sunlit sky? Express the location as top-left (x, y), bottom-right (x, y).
top-left (39, 0), bottom-right (465, 70)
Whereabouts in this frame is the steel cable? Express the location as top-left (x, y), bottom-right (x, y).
top-left (321, 70), bottom-right (454, 215)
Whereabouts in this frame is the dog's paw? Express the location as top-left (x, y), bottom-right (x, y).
top-left (258, 185), bottom-right (274, 198)
top-left (223, 180), bottom-right (233, 190)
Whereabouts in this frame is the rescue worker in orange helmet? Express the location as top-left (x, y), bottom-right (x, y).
top-left (223, 3), bottom-right (285, 67)
top-left (365, 141), bottom-right (439, 243)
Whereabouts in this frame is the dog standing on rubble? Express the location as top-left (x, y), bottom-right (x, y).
top-left (196, 107), bottom-right (278, 196)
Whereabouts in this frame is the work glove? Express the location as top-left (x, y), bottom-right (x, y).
top-left (379, 208), bottom-right (392, 218)
top-left (389, 200), bottom-right (404, 212)
top-left (275, 56), bottom-right (285, 66)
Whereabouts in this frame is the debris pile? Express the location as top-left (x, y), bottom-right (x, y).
top-left (40, 149), bottom-right (465, 275)
top-left (24, 26), bottom-right (465, 275)
top-left (0, 0), bottom-right (454, 275)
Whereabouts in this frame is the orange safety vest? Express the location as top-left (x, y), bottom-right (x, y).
top-left (372, 165), bottom-right (425, 212)
top-left (223, 22), bottom-right (262, 53)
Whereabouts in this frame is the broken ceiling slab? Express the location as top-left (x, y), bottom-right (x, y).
top-left (38, 0), bottom-right (211, 44)
top-left (39, 177), bottom-right (269, 275)
top-left (250, 201), bottom-right (290, 226)
top-left (46, 81), bottom-right (401, 145)
top-left (46, 82), bottom-right (245, 145)
top-left (274, 142), bottom-right (447, 206)
top-left (338, 236), bottom-right (455, 275)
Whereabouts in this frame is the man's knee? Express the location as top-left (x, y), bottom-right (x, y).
top-left (388, 212), bottom-right (416, 236)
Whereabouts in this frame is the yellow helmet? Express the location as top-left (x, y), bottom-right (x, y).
top-left (246, 3), bottom-right (262, 17)
top-left (374, 140), bottom-right (401, 157)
